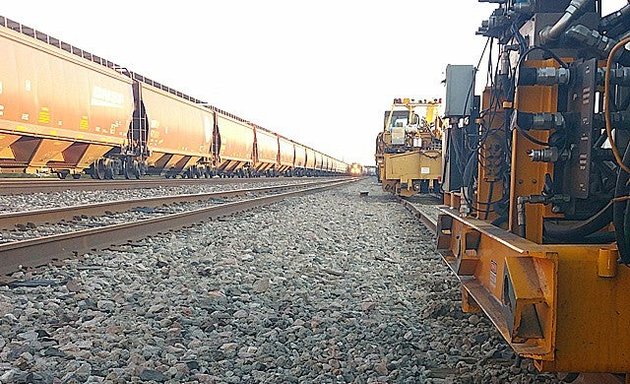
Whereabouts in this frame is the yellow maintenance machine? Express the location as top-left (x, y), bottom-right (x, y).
top-left (375, 98), bottom-right (442, 197)
top-left (438, 0), bottom-right (630, 378)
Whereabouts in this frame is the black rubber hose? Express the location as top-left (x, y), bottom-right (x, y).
top-left (491, 214), bottom-right (508, 227)
top-left (584, 232), bottom-right (617, 244)
top-left (547, 231), bottom-right (616, 244)
top-left (544, 202), bottom-right (613, 239)
top-left (462, 150), bottom-right (477, 205)
top-left (624, 191), bottom-right (630, 261)
top-left (440, 130), bottom-right (451, 193)
top-left (614, 139), bottom-right (630, 263)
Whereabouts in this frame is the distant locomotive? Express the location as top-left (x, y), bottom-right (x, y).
top-left (0, 17), bottom-right (347, 179)
top-left (348, 163), bottom-right (364, 176)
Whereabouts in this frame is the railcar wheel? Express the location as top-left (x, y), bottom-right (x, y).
top-left (56, 171), bottom-right (68, 179)
top-left (93, 160), bottom-right (106, 180)
top-left (123, 160), bottom-right (133, 180)
top-left (72, 173), bottom-right (81, 180)
top-left (105, 163), bottom-right (114, 180)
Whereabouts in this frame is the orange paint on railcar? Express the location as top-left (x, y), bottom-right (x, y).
top-left (0, 27), bottom-right (133, 173)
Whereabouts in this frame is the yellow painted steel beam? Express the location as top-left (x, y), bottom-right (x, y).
top-left (380, 150), bottom-right (442, 197)
top-left (437, 206), bottom-right (630, 372)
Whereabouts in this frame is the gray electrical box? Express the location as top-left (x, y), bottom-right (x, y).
top-left (445, 65), bottom-right (476, 118)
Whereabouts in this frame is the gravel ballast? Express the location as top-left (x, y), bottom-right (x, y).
top-left (0, 178), bottom-right (562, 383)
top-left (0, 178), bottom-right (332, 213)
top-left (0, 186), bottom-right (314, 244)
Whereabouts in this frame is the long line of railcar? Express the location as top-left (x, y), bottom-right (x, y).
top-left (0, 17), bottom-right (347, 179)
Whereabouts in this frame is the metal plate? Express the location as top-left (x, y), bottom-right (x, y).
top-left (566, 58), bottom-right (597, 199)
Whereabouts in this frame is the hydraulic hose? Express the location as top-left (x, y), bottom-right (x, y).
top-left (462, 150), bottom-right (477, 204)
top-left (606, 35), bottom-right (630, 263)
top-left (539, 0), bottom-right (594, 45)
top-left (605, 36), bottom-right (630, 176)
top-left (544, 202), bottom-right (612, 239)
top-left (600, 3), bottom-right (630, 39)
top-left (623, 193), bottom-right (630, 262)
top-left (614, 141), bottom-right (630, 263)
top-left (517, 196), bottom-right (527, 238)
top-left (581, 232), bottom-right (617, 244)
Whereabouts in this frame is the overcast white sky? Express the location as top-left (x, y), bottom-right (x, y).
top-left (2, 1), bottom-right (627, 164)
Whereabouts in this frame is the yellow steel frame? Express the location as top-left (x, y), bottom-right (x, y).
top-left (437, 209), bottom-right (630, 372)
top-left (437, 58), bottom-right (630, 373)
top-left (382, 150), bottom-right (441, 197)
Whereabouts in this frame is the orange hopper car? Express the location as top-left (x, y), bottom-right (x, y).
top-left (0, 16), bottom-right (347, 179)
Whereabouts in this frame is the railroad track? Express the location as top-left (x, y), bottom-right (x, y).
top-left (397, 193), bottom-right (441, 233)
top-left (0, 178), bottom-right (356, 278)
top-left (0, 176), bottom-right (347, 195)
top-left (398, 195), bottom-right (627, 384)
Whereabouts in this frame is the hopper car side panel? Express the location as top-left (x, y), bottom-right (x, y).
top-left (314, 151), bottom-right (324, 171)
top-left (278, 137), bottom-right (295, 170)
top-left (216, 115), bottom-right (255, 173)
top-left (0, 27), bottom-right (133, 171)
top-left (305, 148), bottom-right (316, 170)
top-left (141, 85), bottom-right (212, 173)
top-left (336, 160), bottom-right (346, 173)
top-left (254, 128), bottom-right (279, 171)
top-left (294, 143), bottom-right (307, 169)
top-left (323, 156), bottom-right (330, 172)
top-left (319, 153), bottom-right (325, 171)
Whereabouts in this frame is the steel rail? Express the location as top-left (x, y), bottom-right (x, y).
top-left (0, 179), bottom-right (336, 230)
top-left (0, 176), bottom-right (349, 195)
top-left (0, 178), bottom-right (355, 276)
top-left (397, 196), bottom-right (438, 233)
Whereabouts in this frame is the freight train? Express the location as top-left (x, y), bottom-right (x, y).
top-left (0, 17), bottom-right (347, 179)
top-left (438, 0), bottom-right (630, 378)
